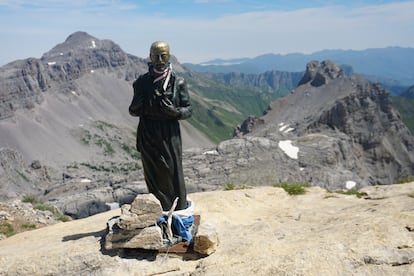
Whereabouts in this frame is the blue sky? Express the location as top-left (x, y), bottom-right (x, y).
top-left (0, 0), bottom-right (413, 65)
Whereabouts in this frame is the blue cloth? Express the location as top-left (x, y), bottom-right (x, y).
top-left (158, 215), bottom-right (194, 242)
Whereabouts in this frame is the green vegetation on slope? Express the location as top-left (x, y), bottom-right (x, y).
top-left (186, 76), bottom-right (275, 143)
top-left (391, 96), bottom-right (414, 134)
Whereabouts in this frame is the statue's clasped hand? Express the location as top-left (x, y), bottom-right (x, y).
top-left (160, 97), bottom-right (181, 119)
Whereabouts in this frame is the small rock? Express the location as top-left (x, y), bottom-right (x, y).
top-left (118, 206), bottom-right (160, 230)
top-left (130, 193), bottom-right (163, 216)
top-left (0, 211), bottom-right (11, 220)
top-left (194, 223), bottom-right (219, 255)
top-left (30, 160), bottom-right (42, 169)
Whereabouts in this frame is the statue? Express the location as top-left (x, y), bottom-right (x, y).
top-left (128, 41), bottom-right (192, 212)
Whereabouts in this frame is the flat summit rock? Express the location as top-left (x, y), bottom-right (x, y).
top-left (0, 183), bottom-right (413, 275)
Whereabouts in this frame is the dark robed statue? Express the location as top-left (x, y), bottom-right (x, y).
top-left (129, 41), bottom-right (192, 211)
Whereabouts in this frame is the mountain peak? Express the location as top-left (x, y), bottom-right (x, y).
top-left (64, 31), bottom-right (97, 45)
top-left (41, 31), bottom-right (102, 60)
top-left (298, 60), bottom-right (344, 87)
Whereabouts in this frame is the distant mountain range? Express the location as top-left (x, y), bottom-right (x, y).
top-left (184, 47), bottom-right (414, 86)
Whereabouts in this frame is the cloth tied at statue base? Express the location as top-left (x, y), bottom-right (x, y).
top-left (158, 199), bottom-right (195, 244)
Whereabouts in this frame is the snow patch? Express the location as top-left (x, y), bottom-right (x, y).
top-left (345, 181), bottom-right (356, 190)
top-left (71, 90), bottom-right (78, 96)
top-left (91, 40), bottom-right (96, 48)
top-left (105, 202), bottom-right (120, 210)
top-left (47, 61), bottom-right (56, 66)
top-left (203, 150), bottom-right (219, 155)
top-left (80, 178), bottom-right (92, 183)
top-left (90, 70), bottom-right (94, 73)
top-left (279, 122), bottom-right (295, 134)
top-left (279, 124), bottom-right (288, 132)
top-left (278, 140), bottom-right (299, 159)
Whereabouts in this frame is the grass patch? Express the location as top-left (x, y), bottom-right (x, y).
top-left (274, 182), bottom-right (311, 195)
top-left (224, 183), bottom-right (252, 191)
top-left (121, 143), bottom-right (141, 160)
top-left (396, 177), bottom-right (414, 184)
top-left (33, 203), bottom-right (56, 213)
top-left (22, 195), bottom-right (42, 205)
top-left (14, 169), bottom-right (29, 182)
top-left (56, 214), bottom-right (71, 222)
top-left (94, 136), bottom-right (115, 156)
top-left (0, 222), bottom-right (15, 237)
top-left (22, 223), bottom-right (37, 230)
top-left (81, 129), bottom-right (92, 144)
top-left (334, 188), bottom-right (367, 198)
top-left (22, 196), bottom-right (71, 222)
top-left (95, 120), bottom-right (114, 131)
top-left (33, 204), bottom-right (71, 222)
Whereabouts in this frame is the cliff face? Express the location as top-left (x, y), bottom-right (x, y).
top-left (0, 58), bottom-right (49, 119)
top-left (310, 80), bottom-right (414, 183)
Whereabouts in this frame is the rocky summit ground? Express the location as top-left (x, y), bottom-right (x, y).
top-left (0, 183), bottom-right (413, 276)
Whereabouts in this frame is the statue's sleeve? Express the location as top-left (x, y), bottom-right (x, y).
top-left (176, 77), bottom-right (192, 120)
top-left (129, 76), bottom-right (145, 117)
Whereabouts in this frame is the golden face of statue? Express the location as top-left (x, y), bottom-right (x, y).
top-left (150, 41), bottom-right (170, 71)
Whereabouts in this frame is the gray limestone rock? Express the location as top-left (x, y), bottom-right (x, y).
top-left (117, 194), bottom-right (162, 230)
top-left (129, 193), bottom-right (163, 216)
top-left (104, 194), bottom-right (164, 250)
top-left (105, 216), bottom-right (163, 250)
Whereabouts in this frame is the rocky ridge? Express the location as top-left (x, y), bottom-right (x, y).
top-left (230, 60), bottom-right (414, 188)
top-left (0, 183), bottom-right (413, 275)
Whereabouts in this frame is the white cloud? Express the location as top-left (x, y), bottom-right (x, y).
top-left (0, 1), bottom-right (413, 64)
top-left (0, 0), bottom-right (138, 12)
top-left (119, 1), bottom-right (414, 62)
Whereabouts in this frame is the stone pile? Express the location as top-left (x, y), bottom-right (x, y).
top-left (104, 193), bottom-right (163, 250)
top-left (104, 193), bottom-right (219, 255)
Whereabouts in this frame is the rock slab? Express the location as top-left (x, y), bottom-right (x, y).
top-left (1, 184), bottom-right (413, 275)
top-left (104, 193), bottom-right (163, 250)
